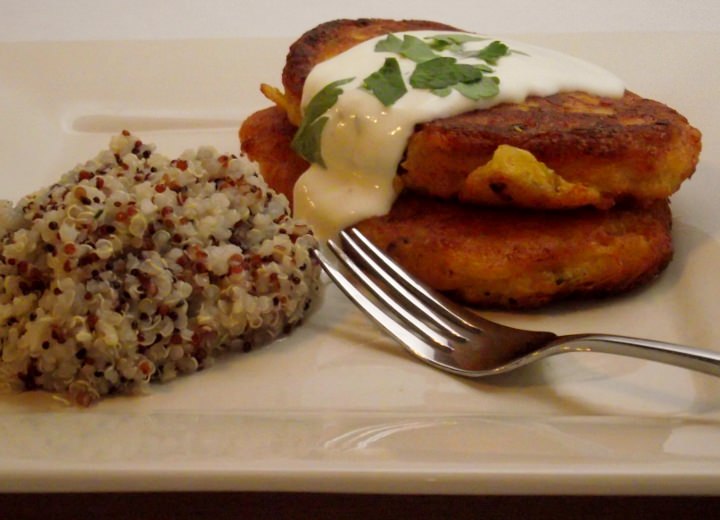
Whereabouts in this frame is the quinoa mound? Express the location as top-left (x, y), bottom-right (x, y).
top-left (0, 131), bottom-right (320, 405)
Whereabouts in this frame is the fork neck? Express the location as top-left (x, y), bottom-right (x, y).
top-left (550, 334), bottom-right (720, 377)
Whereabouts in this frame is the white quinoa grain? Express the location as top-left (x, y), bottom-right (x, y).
top-left (0, 132), bottom-right (320, 405)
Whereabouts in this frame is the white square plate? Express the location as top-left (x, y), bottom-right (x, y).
top-left (0, 33), bottom-right (719, 494)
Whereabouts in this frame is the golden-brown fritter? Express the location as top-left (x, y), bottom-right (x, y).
top-left (402, 91), bottom-right (701, 209)
top-left (262, 18), bottom-right (701, 209)
top-left (239, 105), bottom-right (673, 308)
top-left (356, 195), bottom-right (673, 308)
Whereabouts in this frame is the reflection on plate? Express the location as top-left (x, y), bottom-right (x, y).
top-left (0, 34), bottom-right (719, 494)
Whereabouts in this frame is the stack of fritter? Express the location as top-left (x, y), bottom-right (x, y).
top-left (240, 19), bottom-right (702, 308)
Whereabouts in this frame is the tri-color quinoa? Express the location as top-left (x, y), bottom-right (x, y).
top-left (0, 131), bottom-right (320, 405)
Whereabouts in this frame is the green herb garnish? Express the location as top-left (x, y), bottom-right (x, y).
top-left (427, 33), bottom-right (487, 52)
top-left (368, 32), bottom-right (518, 104)
top-left (409, 57), bottom-right (484, 90)
top-left (397, 34), bottom-right (439, 63)
top-left (431, 87), bottom-right (453, 97)
top-left (363, 57), bottom-right (407, 106)
top-left (291, 77), bottom-right (354, 166)
top-left (375, 34), bottom-right (438, 63)
top-left (302, 77), bottom-right (354, 124)
top-left (375, 33), bottom-right (403, 54)
top-left (475, 40), bottom-right (512, 65)
top-left (409, 57), bottom-right (498, 100)
top-left (291, 117), bottom-right (329, 166)
top-left (453, 75), bottom-right (500, 100)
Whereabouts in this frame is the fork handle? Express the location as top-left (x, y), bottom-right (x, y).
top-left (552, 334), bottom-right (720, 376)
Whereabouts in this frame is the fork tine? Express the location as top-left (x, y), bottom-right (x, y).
top-left (338, 230), bottom-right (470, 341)
top-left (343, 228), bottom-right (491, 332)
top-left (312, 247), bottom-right (460, 371)
top-left (325, 239), bottom-right (456, 350)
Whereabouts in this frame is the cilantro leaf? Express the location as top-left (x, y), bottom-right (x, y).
top-left (409, 57), bottom-right (460, 89)
top-left (475, 41), bottom-right (511, 65)
top-left (303, 77), bottom-right (354, 124)
top-left (363, 57), bottom-right (408, 106)
top-left (454, 63), bottom-right (486, 83)
top-left (376, 33), bottom-right (439, 63)
top-left (410, 57), bottom-right (485, 90)
top-left (474, 63), bottom-right (494, 73)
top-left (431, 87), bottom-right (453, 97)
top-left (427, 33), bottom-right (487, 52)
top-left (291, 77), bottom-right (353, 166)
top-left (375, 33), bottom-right (403, 54)
top-left (291, 116), bottom-right (329, 167)
top-left (398, 34), bottom-right (439, 63)
top-left (454, 76), bottom-right (500, 100)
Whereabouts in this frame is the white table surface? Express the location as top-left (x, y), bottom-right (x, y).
top-left (1, 0), bottom-right (718, 42)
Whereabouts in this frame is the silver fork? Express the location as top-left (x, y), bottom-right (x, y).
top-left (312, 227), bottom-right (720, 378)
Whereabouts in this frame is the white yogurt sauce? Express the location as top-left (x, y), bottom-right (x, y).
top-left (292, 31), bottom-right (625, 239)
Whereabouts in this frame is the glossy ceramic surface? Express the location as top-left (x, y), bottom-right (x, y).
top-left (0, 33), bottom-right (718, 494)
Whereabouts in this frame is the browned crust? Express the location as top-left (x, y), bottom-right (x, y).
top-left (356, 195), bottom-right (674, 308)
top-left (402, 90), bottom-right (702, 207)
